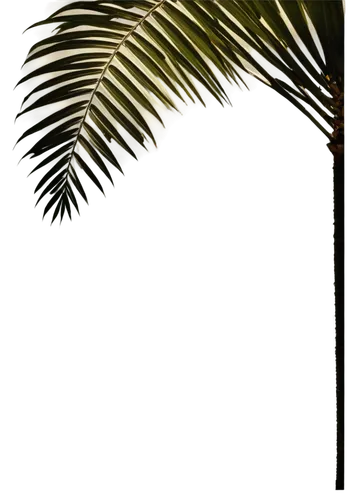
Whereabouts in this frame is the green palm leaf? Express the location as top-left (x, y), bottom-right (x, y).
top-left (16, 0), bottom-right (343, 223)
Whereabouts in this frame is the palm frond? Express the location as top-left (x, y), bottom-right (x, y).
top-left (16, 0), bottom-right (344, 223)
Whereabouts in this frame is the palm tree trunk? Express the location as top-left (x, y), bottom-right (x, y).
top-left (333, 147), bottom-right (344, 490)
top-left (328, 85), bottom-right (344, 489)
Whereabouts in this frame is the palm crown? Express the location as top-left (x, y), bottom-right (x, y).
top-left (16, 0), bottom-right (343, 223)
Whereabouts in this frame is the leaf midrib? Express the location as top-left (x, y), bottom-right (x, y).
top-left (66, 0), bottom-right (167, 174)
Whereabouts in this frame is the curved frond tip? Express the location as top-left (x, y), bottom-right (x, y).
top-left (16, 0), bottom-right (343, 223)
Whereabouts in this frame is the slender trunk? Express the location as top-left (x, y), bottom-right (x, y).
top-left (328, 81), bottom-right (344, 490)
top-left (333, 147), bottom-right (344, 490)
